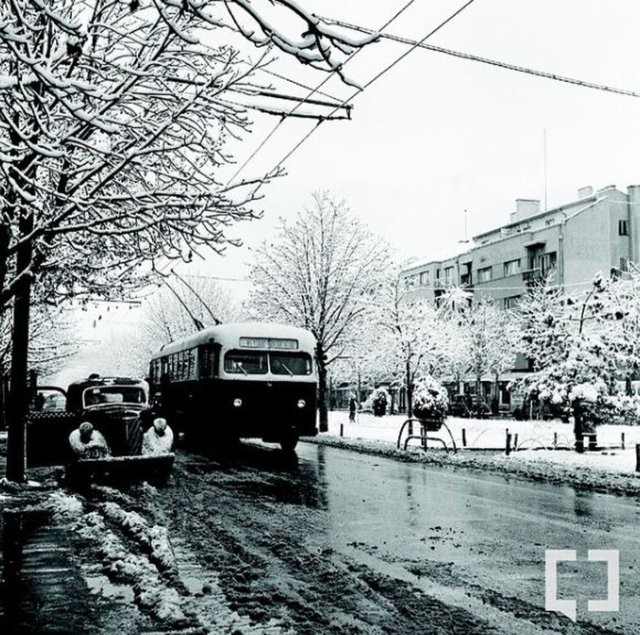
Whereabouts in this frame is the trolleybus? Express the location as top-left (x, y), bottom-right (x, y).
top-left (148, 322), bottom-right (318, 450)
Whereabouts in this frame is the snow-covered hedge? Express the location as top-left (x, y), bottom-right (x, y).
top-left (412, 376), bottom-right (449, 421)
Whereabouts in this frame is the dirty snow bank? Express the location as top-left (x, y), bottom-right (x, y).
top-left (47, 487), bottom-right (290, 634)
top-left (305, 434), bottom-right (640, 497)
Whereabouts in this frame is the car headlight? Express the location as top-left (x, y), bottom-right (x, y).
top-left (297, 399), bottom-right (306, 408)
top-left (233, 398), bottom-right (242, 408)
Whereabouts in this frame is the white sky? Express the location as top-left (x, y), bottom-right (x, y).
top-left (196, 0), bottom-right (640, 287)
top-left (66, 0), bottom-right (640, 375)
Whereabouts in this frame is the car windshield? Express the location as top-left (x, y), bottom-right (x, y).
top-left (269, 352), bottom-right (312, 376)
top-left (224, 351), bottom-right (268, 375)
top-left (83, 386), bottom-right (146, 407)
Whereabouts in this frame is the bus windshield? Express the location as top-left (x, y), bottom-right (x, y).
top-left (269, 352), bottom-right (312, 376)
top-left (224, 351), bottom-right (268, 375)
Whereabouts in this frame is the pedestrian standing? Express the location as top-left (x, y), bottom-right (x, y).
top-left (349, 391), bottom-right (358, 422)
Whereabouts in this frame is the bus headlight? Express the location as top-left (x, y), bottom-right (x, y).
top-left (233, 398), bottom-right (242, 408)
top-left (297, 399), bottom-right (306, 409)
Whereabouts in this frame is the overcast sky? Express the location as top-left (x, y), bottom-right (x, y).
top-left (68, 0), bottom-right (640, 371)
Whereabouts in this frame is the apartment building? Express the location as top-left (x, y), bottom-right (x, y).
top-left (402, 183), bottom-right (640, 308)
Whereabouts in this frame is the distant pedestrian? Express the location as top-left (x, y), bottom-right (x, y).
top-left (349, 392), bottom-right (358, 422)
top-left (142, 417), bottom-right (174, 456)
top-left (69, 422), bottom-right (110, 459)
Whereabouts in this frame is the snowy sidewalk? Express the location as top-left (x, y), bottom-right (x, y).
top-left (328, 411), bottom-right (640, 451)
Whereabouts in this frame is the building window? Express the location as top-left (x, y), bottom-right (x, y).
top-left (419, 271), bottom-right (430, 286)
top-left (619, 220), bottom-right (629, 236)
top-left (503, 296), bottom-right (521, 309)
top-left (477, 266), bottom-right (492, 283)
top-left (444, 266), bottom-right (454, 284)
top-left (503, 259), bottom-right (521, 277)
top-left (404, 274), bottom-right (418, 289)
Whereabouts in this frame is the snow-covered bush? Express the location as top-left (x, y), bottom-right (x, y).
top-left (568, 381), bottom-right (607, 404)
top-left (371, 388), bottom-right (390, 417)
top-left (412, 376), bottom-right (449, 421)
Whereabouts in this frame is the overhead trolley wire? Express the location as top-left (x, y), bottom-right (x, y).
top-left (319, 17), bottom-right (640, 100)
top-left (274, 0), bottom-right (477, 169)
top-left (226, 0), bottom-right (420, 186)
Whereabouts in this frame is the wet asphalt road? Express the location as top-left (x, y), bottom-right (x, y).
top-left (151, 440), bottom-right (640, 634)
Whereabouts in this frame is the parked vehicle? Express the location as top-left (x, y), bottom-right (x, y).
top-left (148, 322), bottom-right (318, 451)
top-left (512, 397), bottom-right (572, 422)
top-left (27, 376), bottom-right (173, 481)
top-left (448, 394), bottom-right (492, 419)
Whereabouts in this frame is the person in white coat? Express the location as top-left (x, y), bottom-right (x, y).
top-left (142, 417), bottom-right (174, 456)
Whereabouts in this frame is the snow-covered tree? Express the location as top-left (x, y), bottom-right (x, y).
top-left (465, 299), bottom-right (518, 399)
top-left (0, 0), bottom-right (374, 307)
top-left (355, 271), bottom-right (449, 416)
top-left (86, 273), bottom-right (242, 377)
top-left (247, 192), bottom-right (389, 431)
top-left (439, 287), bottom-right (517, 403)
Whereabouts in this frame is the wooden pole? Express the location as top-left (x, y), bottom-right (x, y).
top-left (621, 432), bottom-right (625, 450)
top-left (340, 423), bottom-right (344, 438)
top-left (636, 444), bottom-right (640, 472)
top-left (462, 428), bottom-right (467, 448)
top-left (505, 429), bottom-right (512, 456)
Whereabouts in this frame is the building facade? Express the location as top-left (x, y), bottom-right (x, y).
top-left (402, 184), bottom-right (640, 308)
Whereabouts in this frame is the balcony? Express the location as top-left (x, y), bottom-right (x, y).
top-left (523, 266), bottom-right (556, 287)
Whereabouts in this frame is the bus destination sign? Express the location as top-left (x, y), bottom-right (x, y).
top-left (239, 337), bottom-right (299, 350)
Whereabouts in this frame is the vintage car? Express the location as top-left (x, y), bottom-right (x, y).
top-left (448, 394), bottom-right (492, 419)
top-left (27, 375), bottom-right (173, 482)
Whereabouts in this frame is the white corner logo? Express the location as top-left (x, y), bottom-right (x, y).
top-left (545, 549), bottom-right (619, 622)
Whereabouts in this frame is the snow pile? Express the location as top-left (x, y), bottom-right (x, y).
top-left (47, 490), bottom-right (187, 627)
top-left (100, 502), bottom-right (176, 573)
top-left (78, 509), bottom-right (186, 624)
top-left (47, 490), bottom-right (84, 516)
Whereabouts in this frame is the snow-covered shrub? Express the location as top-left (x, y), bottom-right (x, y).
top-left (412, 376), bottom-right (449, 421)
top-left (371, 388), bottom-right (390, 417)
top-left (568, 381), bottom-right (606, 404)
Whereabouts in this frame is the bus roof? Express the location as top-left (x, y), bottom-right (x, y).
top-left (150, 322), bottom-right (317, 360)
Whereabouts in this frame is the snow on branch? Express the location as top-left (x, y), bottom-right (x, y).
top-left (0, 1), bottom-right (376, 309)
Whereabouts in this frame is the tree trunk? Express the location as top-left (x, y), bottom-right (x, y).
top-left (6, 220), bottom-right (33, 482)
top-left (405, 359), bottom-right (413, 417)
top-left (317, 343), bottom-right (328, 433)
top-left (6, 301), bottom-right (30, 481)
top-left (573, 398), bottom-right (584, 453)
